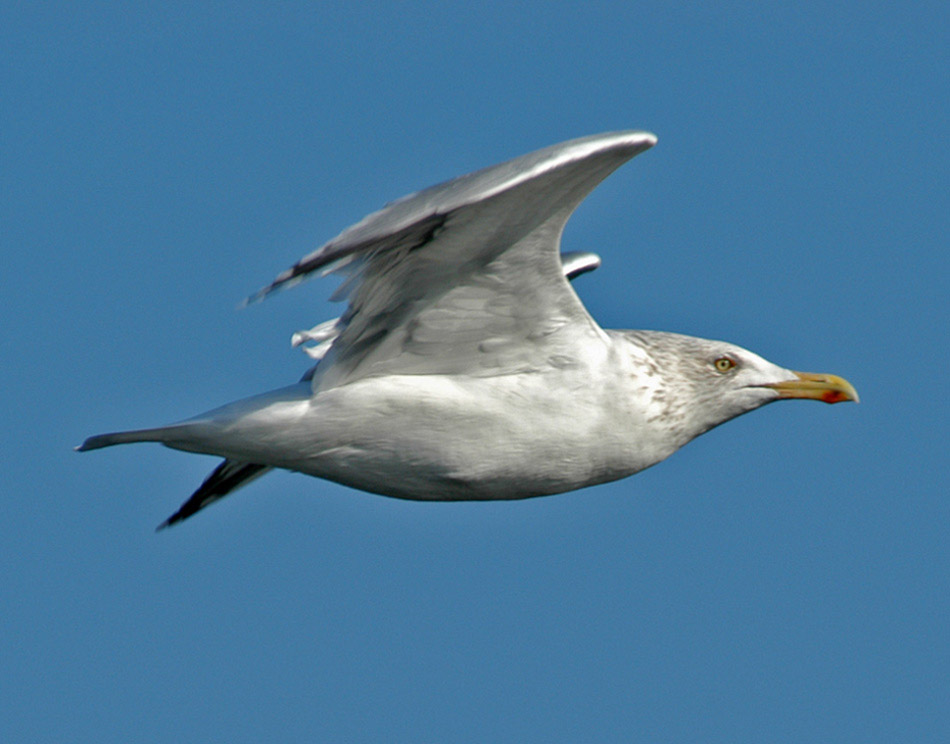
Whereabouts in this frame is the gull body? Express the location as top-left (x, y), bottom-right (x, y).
top-left (79, 131), bottom-right (857, 528)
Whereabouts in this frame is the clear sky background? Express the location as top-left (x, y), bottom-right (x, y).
top-left (3, 3), bottom-right (948, 742)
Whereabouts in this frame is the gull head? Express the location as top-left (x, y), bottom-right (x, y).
top-left (621, 330), bottom-right (859, 447)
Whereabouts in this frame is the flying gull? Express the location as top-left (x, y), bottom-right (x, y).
top-left (78, 131), bottom-right (858, 529)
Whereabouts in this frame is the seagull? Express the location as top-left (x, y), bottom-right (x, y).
top-left (78, 131), bottom-right (858, 529)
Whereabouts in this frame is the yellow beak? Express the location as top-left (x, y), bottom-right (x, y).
top-left (764, 371), bottom-right (860, 404)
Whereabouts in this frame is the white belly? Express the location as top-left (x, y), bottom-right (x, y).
top-left (277, 372), bottom-right (661, 500)
top-left (168, 359), bottom-right (677, 502)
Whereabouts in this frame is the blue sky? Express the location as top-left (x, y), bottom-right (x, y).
top-left (3, 3), bottom-right (948, 742)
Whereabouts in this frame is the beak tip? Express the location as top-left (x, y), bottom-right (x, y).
top-left (768, 371), bottom-right (859, 404)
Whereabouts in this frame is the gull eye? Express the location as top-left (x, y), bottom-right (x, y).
top-left (714, 357), bottom-right (736, 373)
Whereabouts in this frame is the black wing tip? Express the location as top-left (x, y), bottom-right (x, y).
top-left (155, 496), bottom-right (205, 532)
top-left (155, 461), bottom-right (271, 532)
top-left (242, 272), bottom-right (309, 307)
top-left (155, 511), bottom-right (183, 532)
top-left (154, 492), bottom-right (209, 533)
top-left (242, 281), bottom-right (284, 307)
top-left (240, 289), bottom-right (268, 308)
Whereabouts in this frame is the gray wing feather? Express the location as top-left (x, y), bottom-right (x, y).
top-left (292, 250), bottom-right (604, 379)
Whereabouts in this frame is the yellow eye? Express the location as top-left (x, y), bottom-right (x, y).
top-left (714, 357), bottom-right (736, 373)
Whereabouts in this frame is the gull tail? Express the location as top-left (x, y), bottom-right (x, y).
top-left (76, 383), bottom-right (314, 455)
top-left (77, 382), bottom-right (312, 528)
top-left (76, 425), bottom-right (273, 529)
top-left (76, 425), bottom-right (196, 452)
top-left (157, 460), bottom-right (272, 530)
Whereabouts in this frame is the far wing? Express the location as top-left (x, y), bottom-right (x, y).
top-left (250, 131), bottom-right (657, 391)
top-left (291, 250), bottom-right (603, 362)
top-left (156, 460), bottom-right (271, 530)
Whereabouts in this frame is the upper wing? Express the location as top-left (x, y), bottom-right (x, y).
top-left (250, 131), bottom-right (657, 391)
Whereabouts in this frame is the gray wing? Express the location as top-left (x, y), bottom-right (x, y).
top-left (250, 131), bottom-right (657, 391)
top-left (291, 250), bottom-right (603, 363)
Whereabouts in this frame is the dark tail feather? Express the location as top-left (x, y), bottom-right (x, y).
top-left (157, 460), bottom-right (272, 531)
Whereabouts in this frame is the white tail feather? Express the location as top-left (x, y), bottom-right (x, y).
top-left (76, 425), bottom-right (193, 452)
